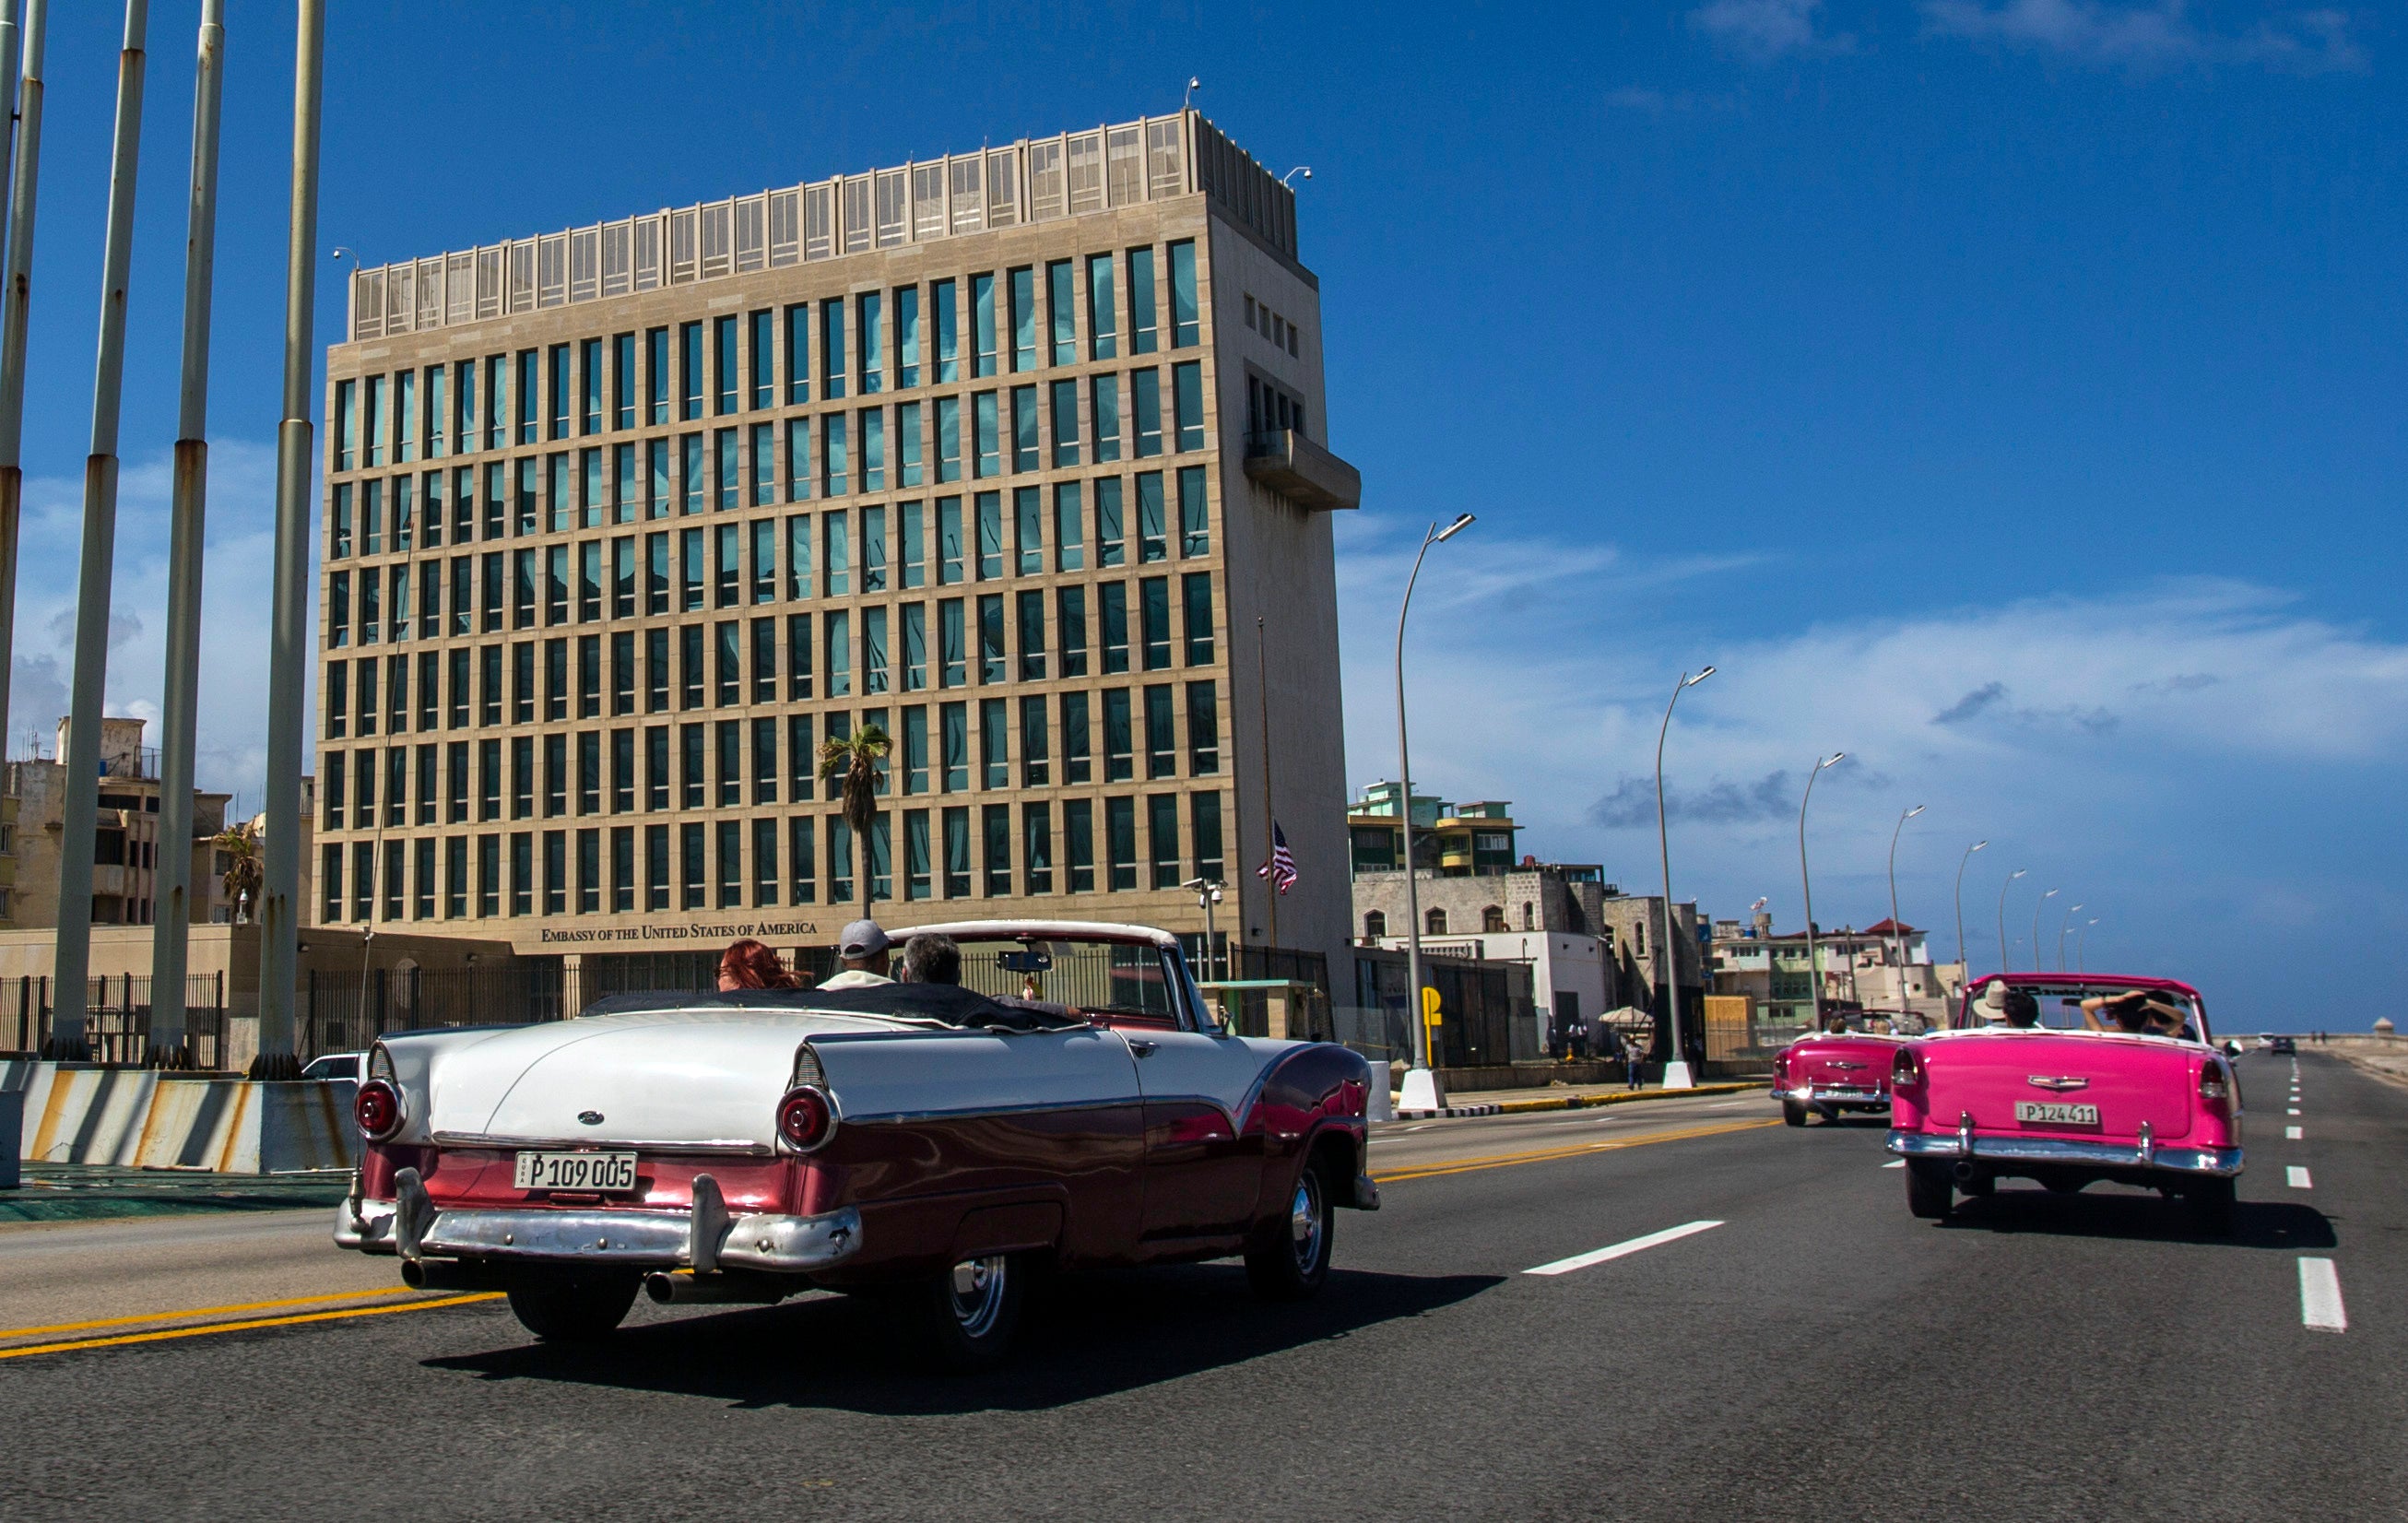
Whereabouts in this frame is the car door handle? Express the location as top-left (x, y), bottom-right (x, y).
top-left (1127, 1040), bottom-right (1158, 1057)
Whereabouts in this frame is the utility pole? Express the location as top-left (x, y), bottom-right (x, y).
top-left (148, 0), bottom-right (226, 1068)
top-left (256, 0), bottom-right (324, 1079)
top-left (0, 0), bottom-right (42, 791)
top-left (51, 0), bottom-right (150, 1060)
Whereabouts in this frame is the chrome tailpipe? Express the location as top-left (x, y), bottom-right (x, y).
top-left (643, 1270), bottom-right (794, 1306)
top-left (1952, 1162), bottom-right (1979, 1185)
top-left (399, 1257), bottom-right (512, 1292)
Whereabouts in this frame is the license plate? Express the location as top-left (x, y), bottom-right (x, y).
top-left (513, 1151), bottom-right (639, 1192)
top-left (2014, 1102), bottom-right (2100, 1126)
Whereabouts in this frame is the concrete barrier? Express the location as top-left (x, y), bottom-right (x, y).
top-left (0, 1090), bottom-right (19, 1187)
top-left (6, 1062), bottom-right (356, 1175)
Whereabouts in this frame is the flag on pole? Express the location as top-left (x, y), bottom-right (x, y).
top-left (1257, 821), bottom-right (1298, 895)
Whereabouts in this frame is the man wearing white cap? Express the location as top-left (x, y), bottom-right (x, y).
top-left (819, 919), bottom-right (895, 989)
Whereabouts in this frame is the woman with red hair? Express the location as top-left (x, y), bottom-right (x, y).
top-left (717, 939), bottom-right (803, 991)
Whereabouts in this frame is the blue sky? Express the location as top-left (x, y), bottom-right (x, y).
top-left (3, 1), bottom-right (2397, 1025)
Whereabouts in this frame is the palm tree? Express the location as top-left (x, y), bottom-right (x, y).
top-left (817, 724), bottom-right (891, 906)
top-left (212, 822), bottom-right (263, 924)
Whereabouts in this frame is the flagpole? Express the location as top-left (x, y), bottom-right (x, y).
top-left (1257, 615), bottom-right (1276, 949)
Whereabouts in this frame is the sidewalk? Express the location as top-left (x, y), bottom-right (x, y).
top-left (1394, 1079), bottom-right (1766, 1119)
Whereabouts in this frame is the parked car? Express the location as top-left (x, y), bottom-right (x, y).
top-left (1888, 974), bottom-right (2244, 1231)
top-left (334, 920), bottom-right (1379, 1366)
top-left (1770, 1012), bottom-right (1913, 1125)
top-left (2267, 1035), bottom-right (2296, 1055)
top-left (301, 1051), bottom-right (363, 1082)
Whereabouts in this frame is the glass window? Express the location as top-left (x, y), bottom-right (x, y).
top-left (786, 613), bottom-right (814, 699)
top-left (396, 370), bottom-right (419, 461)
top-left (365, 373), bottom-right (387, 466)
top-left (1144, 685), bottom-right (1177, 777)
top-left (933, 277), bottom-right (960, 383)
top-left (1051, 379), bottom-right (1080, 467)
top-left (681, 434), bottom-right (706, 515)
top-left (1181, 571), bottom-right (1217, 667)
top-left (1186, 681), bottom-right (1220, 773)
top-left (1057, 586), bottom-right (1089, 678)
top-left (1100, 582), bottom-right (1128, 673)
top-left (751, 423), bottom-right (776, 508)
top-left (1065, 797), bottom-right (1095, 891)
top-left (1178, 466), bottom-right (1210, 557)
top-left (897, 401), bottom-right (924, 487)
top-left (1191, 791), bottom-right (1223, 879)
top-left (1104, 689), bottom-right (1133, 782)
top-left (822, 299), bottom-right (847, 400)
top-left (972, 272), bottom-right (997, 377)
top-left (785, 418), bottom-right (811, 502)
top-left (979, 699), bottom-right (1009, 788)
top-left (943, 806), bottom-right (972, 896)
top-left (825, 610), bottom-right (851, 697)
top-left (614, 332), bottom-right (637, 430)
top-left (1149, 794), bottom-right (1182, 887)
top-left (823, 414), bottom-right (849, 496)
top-left (938, 498), bottom-right (964, 584)
top-left (648, 438), bottom-right (670, 518)
top-left (331, 483), bottom-right (352, 559)
top-left (1086, 254), bottom-right (1117, 360)
top-left (679, 323), bottom-right (702, 420)
top-left (935, 396), bottom-right (962, 482)
top-left (748, 309), bottom-right (774, 411)
top-left (860, 407), bottom-right (885, 491)
top-left (976, 594), bottom-right (1005, 683)
top-left (1091, 374), bottom-right (1121, 463)
top-left (1106, 796), bottom-right (1138, 890)
top-left (1173, 361), bottom-right (1205, 452)
top-left (1010, 385), bottom-right (1038, 473)
top-left (862, 504), bottom-right (888, 592)
top-left (334, 379), bottom-right (356, 472)
top-left (896, 285), bottom-right (922, 389)
top-left (857, 291), bottom-right (883, 395)
top-left (1009, 266), bottom-right (1036, 372)
top-left (1169, 240), bottom-right (1198, 348)
top-left (903, 705), bottom-right (929, 793)
top-left (1131, 370), bottom-right (1162, 457)
top-left (940, 702), bottom-right (968, 792)
top-left (784, 303), bottom-right (810, 405)
top-left (823, 511), bottom-right (850, 596)
top-left (1017, 589), bottom-right (1047, 680)
top-left (1062, 691), bottom-right (1092, 784)
top-left (579, 338), bottom-right (602, 435)
top-left (788, 816), bottom-right (817, 905)
top-left (1136, 473), bottom-right (1168, 562)
top-left (1140, 578), bottom-right (1172, 670)
top-left (1095, 478), bottom-right (1125, 566)
top-left (646, 328), bottom-right (669, 425)
top-left (974, 493), bottom-right (1003, 580)
top-left (1127, 246), bottom-right (1158, 355)
top-left (898, 500), bottom-right (926, 588)
top-left (903, 809), bottom-right (932, 899)
top-left (864, 607), bottom-right (890, 694)
top-left (973, 392), bottom-right (999, 478)
top-left (1048, 260), bottom-right (1076, 367)
top-left (901, 603), bottom-right (927, 691)
top-left (1015, 487), bottom-right (1044, 576)
top-left (983, 804), bottom-right (1012, 895)
top-left (1020, 694), bottom-right (1050, 786)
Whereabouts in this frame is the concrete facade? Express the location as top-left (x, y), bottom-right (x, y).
top-left (319, 112), bottom-right (1355, 988)
top-left (1, 719), bottom-right (234, 931)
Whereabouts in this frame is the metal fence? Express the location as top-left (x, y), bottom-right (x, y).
top-left (0, 974), bottom-right (230, 1068)
top-left (301, 963), bottom-right (570, 1059)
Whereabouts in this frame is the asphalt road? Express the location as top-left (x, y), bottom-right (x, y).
top-left (0, 1051), bottom-right (2390, 1522)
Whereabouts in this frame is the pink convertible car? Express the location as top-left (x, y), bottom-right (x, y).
top-left (1771, 1011), bottom-right (1918, 1126)
top-left (1888, 974), bottom-right (2245, 1232)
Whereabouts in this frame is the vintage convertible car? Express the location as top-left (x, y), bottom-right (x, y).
top-left (334, 920), bottom-right (1378, 1365)
top-left (1888, 974), bottom-right (2244, 1231)
top-left (1770, 1011), bottom-right (1917, 1126)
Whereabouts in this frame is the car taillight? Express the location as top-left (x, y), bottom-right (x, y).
top-left (354, 1080), bottom-right (404, 1141)
top-left (776, 1086), bottom-right (837, 1152)
top-left (1892, 1047), bottom-right (1924, 1089)
top-left (2200, 1062), bottom-right (2229, 1108)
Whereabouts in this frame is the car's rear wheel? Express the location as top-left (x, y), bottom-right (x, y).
top-left (1245, 1162), bottom-right (1333, 1302)
top-left (911, 1253), bottom-right (1025, 1371)
top-left (506, 1271), bottom-right (641, 1342)
top-left (1781, 1100), bottom-right (1808, 1127)
top-left (2186, 1175), bottom-right (2237, 1235)
top-left (1906, 1159), bottom-right (1954, 1220)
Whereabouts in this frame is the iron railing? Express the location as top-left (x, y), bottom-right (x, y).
top-left (2, 973), bottom-right (230, 1068)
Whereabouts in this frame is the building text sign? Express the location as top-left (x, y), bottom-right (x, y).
top-left (537, 917), bottom-right (821, 947)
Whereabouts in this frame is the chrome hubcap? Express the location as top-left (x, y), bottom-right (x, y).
top-left (946, 1254), bottom-right (1008, 1337)
top-left (1289, 1173), bottom-right (1324, 1272)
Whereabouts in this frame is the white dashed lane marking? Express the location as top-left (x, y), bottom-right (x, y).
top-left (2300, 1258), bottom-right (2347, 1333)
top-left (2289, 1108), bottom-right (2302, 1116)
top-left (1526, 1221), bottom-right (1723, 1276)
top-left (2287, 1166), bottom-right (2313, 1189)
top-left (2286, 1126), bottom-right (2303, 1139)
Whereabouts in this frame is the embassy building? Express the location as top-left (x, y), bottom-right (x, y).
top-left (315, 110), bottom-right (1359, 996)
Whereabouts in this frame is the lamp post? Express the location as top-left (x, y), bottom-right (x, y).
top-left (1395, 514), bottom-right (1474, 1114)
top-left (1885, 804), bottom-right (1924, 1013)
top-left (1798, 752), bottom-right (1846, 1032)
top-left (1996, 868), bottom-right (2026, 975)
top-left (1653, 667), bottom-right (1714, 1089)
top-left (2033, 888), bottom-right (2059, 977)
top-left (1181, 876), bottom-right (1225, 980)
top-left (2078, 918), bottom-right (2098, 972)
top-left (2056, 901), bottom-right (2083, 972)
top-left (1953, 840), bottom-right (1987, 1002)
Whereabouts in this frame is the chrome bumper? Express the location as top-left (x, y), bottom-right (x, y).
top-left (1773, 1085), bottom-right (1889, 1105)
top-left (1887, 1128), bottom-right (2243, 1176)
top-left (338, 1173), bottom-right (863, 1274)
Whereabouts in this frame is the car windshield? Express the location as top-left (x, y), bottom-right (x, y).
top-left (941, 936), bottom-right (1183, 1021)
top-left (1964, 981), bottom-right (2205, 1043)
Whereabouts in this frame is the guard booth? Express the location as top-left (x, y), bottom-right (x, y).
top-left (1197, 979), bottom-right (1331, 1042)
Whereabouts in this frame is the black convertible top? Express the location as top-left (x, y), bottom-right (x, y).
top-left (579, 981), bottom-right (1087, 1032)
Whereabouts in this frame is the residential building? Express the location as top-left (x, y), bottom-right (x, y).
top-left (0, 718), bottom-right (233, 930)
top-left (317, 111), bottom-right (1358, 994)
top-left (1345, 781), bottom-right (1517, 875)
top-left (1711, 911), bottom-right (1962, 1036)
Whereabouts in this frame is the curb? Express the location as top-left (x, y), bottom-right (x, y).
top-left (1396, 1104), bottom-right (1505, 1119)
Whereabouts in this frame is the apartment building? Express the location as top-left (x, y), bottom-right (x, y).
top-left (316, 111), bottom-right (1358, 988)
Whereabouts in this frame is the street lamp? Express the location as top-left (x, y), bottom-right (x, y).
top-left (2056, 901), bottom-right (2084, 972)
top-left (1395, 513), bottom-right (1475, 1114)
top-left (2033, 888), bottom-right (2059, 977)
top-left (1281, 165), bottom-right (1313, 187)
top-left (1182, 876), bottom-right (1226, 981)
top-left (1885, 805), bottom-right (1925, 1014)
top-left (2077, 918), bottom-right (2099, 972)
top-left (1653, 667), bottom-right (1715, 1089)
top-left (1798, 753), bottom-right (1846, 1032)
top-left (1996, 868), bottom-right (2026, 975)
top-left (1954, 840), bottom-right (1987, 1001)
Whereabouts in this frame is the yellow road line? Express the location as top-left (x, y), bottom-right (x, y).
top-left (1375, 1118), bottom-right (1782, 1183)
top-left (0, 1287), bottom-right (424, 1342)
top-left (0, 1293), bottom-right (502, 1362)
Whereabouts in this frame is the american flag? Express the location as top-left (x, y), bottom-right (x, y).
top-left (1257, 821), bottom-right (1298, 895)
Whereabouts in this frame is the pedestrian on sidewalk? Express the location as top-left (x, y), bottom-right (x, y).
top-left (1625, 1034), bottom-right (1647, 1090)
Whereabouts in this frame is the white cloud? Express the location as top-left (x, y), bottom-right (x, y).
top-left (1337, 520), bottom-right (2408, 1021)
top-left (1691, 0), bottom-right (1856, 60)
top-left (1919, 0), bottom-right (2368, 73)
top-left (7, 438), bottom-right (301, 816)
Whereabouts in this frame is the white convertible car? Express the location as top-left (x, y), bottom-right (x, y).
top-left (336, 920), bottom-right (1380, 1366)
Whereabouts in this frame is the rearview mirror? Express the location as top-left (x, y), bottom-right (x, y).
top-left (997, 950), bottom-right (1054, 974)
top-left (2223, 1040), bottom-right (2242, 1059)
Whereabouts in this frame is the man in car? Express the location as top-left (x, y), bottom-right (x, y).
top-left (2083, 989), bottom-right (2185, 1035)
top-left (897, 932), bottom-right (962, 986)
top-left (819, 920), bottom-right (895, 990)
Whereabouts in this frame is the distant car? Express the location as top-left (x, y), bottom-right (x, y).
top-left (2267, 1035), bottom-right (2296, 1055)
top-left (1771, 1013), bottom-right (1910, 1126)
top-left (1888, 974), bottom-right (2243, 1232)
top-left (301, 1052), bottom-right (363, 1082)
top-left (333, 920), bottom-right (1379, 1366)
